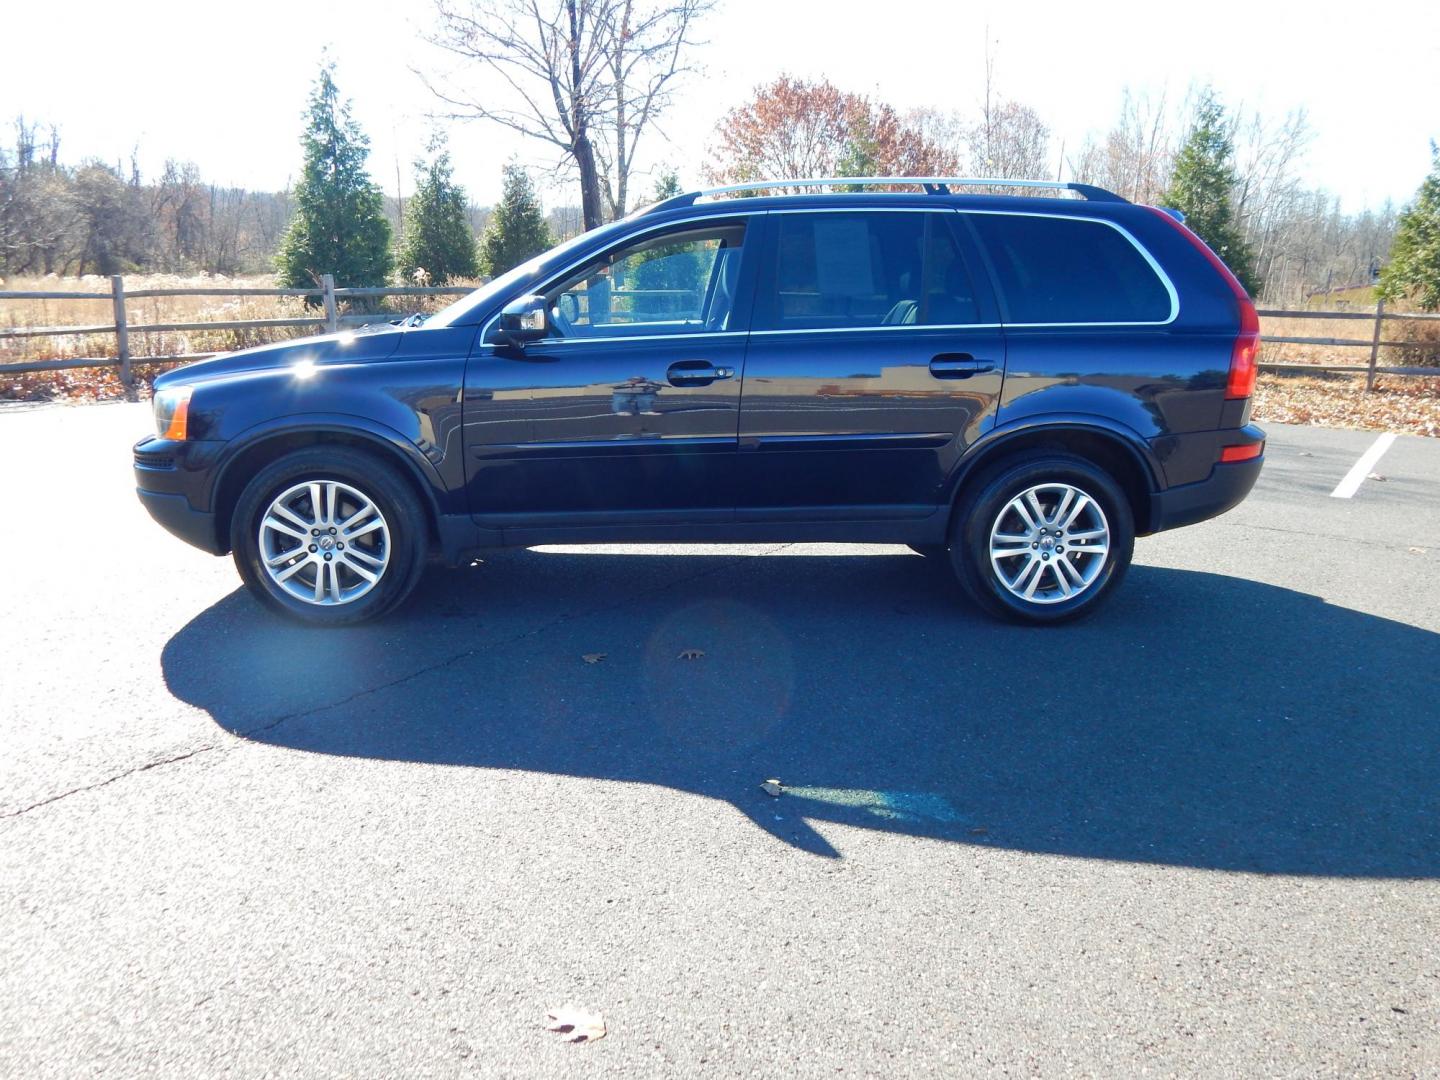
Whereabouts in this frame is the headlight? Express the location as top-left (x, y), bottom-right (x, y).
top-left (153, 386), bottom-right (194, 440)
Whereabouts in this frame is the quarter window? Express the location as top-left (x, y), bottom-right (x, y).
top-left (967, 213), bottom-right (1172, 324)
top-left (544, 222), bottom-right (746, 339)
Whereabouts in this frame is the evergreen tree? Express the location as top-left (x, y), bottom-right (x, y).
top-left (477, 164), bottom-right (553, 278)
top-left (276, 65), bottom-right (392, 290)
top-left (1378, 143), bottom-right (1440, 310)
top-left (1163, 90), bottom-right (1260, 296)
top-left (397, 135), bottom-right (479, 284)
top-left (652, 168), bottom-right (682, 201)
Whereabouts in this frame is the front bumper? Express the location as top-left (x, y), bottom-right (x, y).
top-left (136, 487), bottom-right (224, 554)
top-left (134, 435), bottom-right (227, 555)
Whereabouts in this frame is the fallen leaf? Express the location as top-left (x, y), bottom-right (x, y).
top-left (760, 778), bottom-right (783, 797)
top-left (544, 1005), bottom-right (606, 1043)
top-left (1408, 547), bottom-right (1427, 555)
top-left (1367, 472), bottom-right (1388, 482)
top-left (582, 653), bottom-right (606, 665)
top-left (677, 648), bottom-right (705, 660)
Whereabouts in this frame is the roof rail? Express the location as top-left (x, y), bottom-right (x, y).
top-left (639, 176), bottom-right (1127, 215)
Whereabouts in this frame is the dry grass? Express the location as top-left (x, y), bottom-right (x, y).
top-left (0, 272), bottom-right (479, 402)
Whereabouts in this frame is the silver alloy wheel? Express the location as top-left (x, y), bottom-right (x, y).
top-left (988, 482), bottom-right (1110, 605)
top-left (257, 479), bottom-right (391, 606)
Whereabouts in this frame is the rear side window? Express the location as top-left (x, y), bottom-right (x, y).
top-left (967, 213), bottom-right (1173, 324)
top-left (758, 212), bottom-right (980, 331)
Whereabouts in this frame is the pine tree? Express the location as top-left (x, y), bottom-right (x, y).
top-left (652, 169), bottom-right (682, 201)
top-left (397, 135), bottom-right (479, 284)
top-left (1378, 143), bottom-right (1440, 310)
top-left (477, 164), bottom-right (553, 278)
top-left (1163, 90), bottom-right (1260, 296)
top-left (276, 65), bottom-right (392, 290)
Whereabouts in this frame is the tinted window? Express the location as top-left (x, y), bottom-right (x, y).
top-left (968, 214), bottom-right (1172, 324)
top-left (759, 212), bottom-right (980, 331)
top-left (545, 222), bottom-right (746, 338)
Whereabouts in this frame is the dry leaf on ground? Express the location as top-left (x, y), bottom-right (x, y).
top-left (544, 1006), bottom-right (606, 1043)
top-left (761, 778), bottom-right (783, 797)
top-left (581, 653), bottom-right (606, 665)
top-left (677, 648), bottom-right (705, 660)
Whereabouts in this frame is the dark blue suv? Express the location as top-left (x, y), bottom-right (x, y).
top-left (134, 177), bottom-right (1264, 626)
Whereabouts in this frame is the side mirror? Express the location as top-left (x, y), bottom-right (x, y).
top-left (497, 294), bottom-right (549, 346)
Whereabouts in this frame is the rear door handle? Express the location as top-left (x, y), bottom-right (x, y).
top-left (929, 354), bottom-right (996, 379)
top-left (667, 361), bottom-right (734, 386)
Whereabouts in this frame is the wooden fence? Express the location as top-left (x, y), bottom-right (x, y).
top-left (2, 277), bottom-right (1437, 395)
top-left (0, 274), bottom-right (470, 393)
top-left (1258, 299), bottom-right (1440, 391)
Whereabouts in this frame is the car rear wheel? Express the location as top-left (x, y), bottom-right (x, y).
top-left (949, 454), bottom-right (1134, 624)
top-left (230, 447), bottom-right (428, 626)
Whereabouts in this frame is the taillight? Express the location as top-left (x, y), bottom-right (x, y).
top-left (1229, 298), bottom-right (1260, 400)
top-left (1145, 206), bottom-right (1261, 400)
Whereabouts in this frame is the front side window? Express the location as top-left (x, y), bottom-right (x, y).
top-left (967, 213), bottom-right (1174, 324)
top-left (544, 221), bottom-right (746, 339)
top-left (757, 212), bottom-right (980, 331)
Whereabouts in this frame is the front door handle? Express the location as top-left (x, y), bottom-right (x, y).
top-left (929, 354), bottom-right (996, 379)
top-left (667, 361), bottom-right (735, 386)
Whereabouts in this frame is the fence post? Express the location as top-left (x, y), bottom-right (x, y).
top-left (111, 275), bottom-right (134, 401)
top-left (1366, 297), bottom-right (1385, 392)
top-left (321, 274), bottom-right (338, 333)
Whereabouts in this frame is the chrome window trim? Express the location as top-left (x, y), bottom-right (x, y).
top-left (515, 330), bottom-right (749, 347)
top-left (748, 324), bottom-right (1001, 337)
top-left (957, 208), bottom-right (1180, 326)
top-left (477, 204), bottom-right (1181, 347)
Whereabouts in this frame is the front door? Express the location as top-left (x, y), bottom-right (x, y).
top-left (463, 217), bottom-right (754, 529)
top-left (736, 209), bottom-right (1005, 519)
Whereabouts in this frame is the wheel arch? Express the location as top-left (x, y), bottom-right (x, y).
top-left (948, 419), bottom-right (1159, 534)
top-left (210, 417), bottom-right (444, 555)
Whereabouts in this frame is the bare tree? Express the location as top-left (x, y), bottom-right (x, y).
top-left (420, 0), bottom-right (712, 230)
top-left (1068, 89), bottom-right (1175, 203)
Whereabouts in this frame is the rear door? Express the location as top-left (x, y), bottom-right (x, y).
top-left (735, 209), bottom-right (1004, 519)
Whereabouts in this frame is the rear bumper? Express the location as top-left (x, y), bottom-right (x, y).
top-left (1149, 457), bottom-right (1263, 533)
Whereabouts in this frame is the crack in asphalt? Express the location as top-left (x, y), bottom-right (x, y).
top-left (1, 745), bottom-right (218, 820)
top-left (1229, 520), bottom-right (1430, 554)
top-left (1, 545), bottom-right (793, 821)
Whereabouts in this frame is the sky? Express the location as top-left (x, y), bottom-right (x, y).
top-left (4, 0), bottom-right (1437, 214)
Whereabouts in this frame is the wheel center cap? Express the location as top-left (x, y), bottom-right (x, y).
top-left (1039, 535), bottom-right (1056, 552)
top-left (317, 534), bottom-right (336, 551)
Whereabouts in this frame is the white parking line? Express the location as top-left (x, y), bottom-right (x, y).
top-left (1330, 432), bottom-right (1398, 499)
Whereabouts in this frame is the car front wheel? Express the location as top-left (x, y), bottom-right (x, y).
top-left (230, 447), bottom-right (428, 626)
top-left (949, 454), bottom-right (1135, 624)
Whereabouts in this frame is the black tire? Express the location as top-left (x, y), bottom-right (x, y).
top-left (948, 453), bottom-right (1134, 625)
top-left (230, 446), bottom-right (429, 626)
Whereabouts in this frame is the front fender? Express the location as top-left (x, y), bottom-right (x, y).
top-left (209, 413), bottom-right (450, 522)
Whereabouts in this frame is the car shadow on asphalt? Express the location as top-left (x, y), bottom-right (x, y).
top-left (162, 549), bottom-right (1440, 876)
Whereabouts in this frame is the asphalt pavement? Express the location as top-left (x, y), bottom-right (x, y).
top-left (2, 401), bottom-right (1438, 1077)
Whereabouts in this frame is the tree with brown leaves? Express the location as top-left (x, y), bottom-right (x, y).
top-left (704, 76), bottom-right (957, 187)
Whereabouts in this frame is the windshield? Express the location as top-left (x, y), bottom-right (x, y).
top-left (424, 222), bottom-right (628, 328)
